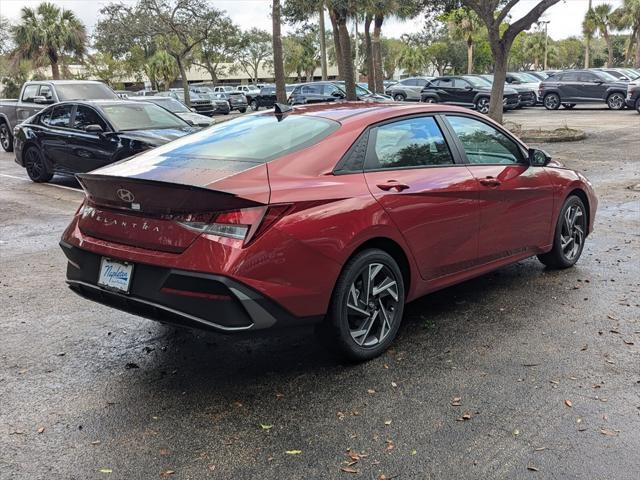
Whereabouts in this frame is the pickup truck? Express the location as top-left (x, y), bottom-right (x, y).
top-left (0, 80), bottom-right (118, 152)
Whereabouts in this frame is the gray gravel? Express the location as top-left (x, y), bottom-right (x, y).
top-left (0, 106), bottom-right (639, 479)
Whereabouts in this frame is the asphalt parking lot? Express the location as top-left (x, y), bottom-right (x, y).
top-left (1, 105), bottom-right (638, 479)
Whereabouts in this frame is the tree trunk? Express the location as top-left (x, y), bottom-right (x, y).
top-left (319, 1), bottom-right (328, 80)
top-left (336, 12), bottom-right (356, 100)
top-left (272, 0), bottom-right (287, 103)
top-left (364, 14), bottom-right (374, 91)
top-left (372, 14), bottom-right (384, 94)
top-left (467, 39), bottom-right (473, 74)
top-left (176, 56), bottom-right (190, 107)
top-left (488, 42), bottom-right (508, 123)
top-left (604, 31), bottom-right (613, 68)
top-left (50, 61), bottom-right (60, 80)
top-left (329, 9), bottom-right (343, 80)
top-left (584, 35), bottom-right (590, 68)
top-left (636, 29), bottom-right (640, 68)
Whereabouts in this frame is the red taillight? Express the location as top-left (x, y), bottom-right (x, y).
top-left (177, 205), bottom-right (290, 245)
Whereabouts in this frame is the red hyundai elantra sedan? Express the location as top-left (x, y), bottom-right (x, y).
top-left (61, 102), bottom-right (596, 361)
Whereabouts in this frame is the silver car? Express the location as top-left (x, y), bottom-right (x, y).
top-left (385, 76), bottom-right (434, 101)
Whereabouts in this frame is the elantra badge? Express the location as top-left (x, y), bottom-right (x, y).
top-left (116, 188), bottom-right (135, 202)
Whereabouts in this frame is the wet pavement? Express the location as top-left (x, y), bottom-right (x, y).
top-left (1, 106), bottom-right (639, 479)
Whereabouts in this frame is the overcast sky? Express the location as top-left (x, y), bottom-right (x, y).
top-left (0, 0), bottom-right (626, 41)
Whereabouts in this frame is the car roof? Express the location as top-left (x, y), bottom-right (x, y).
top-left (30, 80), bottom-right (108, 85)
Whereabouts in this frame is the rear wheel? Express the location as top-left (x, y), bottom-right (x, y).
top-left (423, 97), bottom-right (437, 104)
top-left (238, 107), bottom-right (247, 113)
top-left (0, 122), bottom-right (13, 152)
top-left (249, 100), bottom-right (258, 111)
top-left (475, 97), bottom-right (490, 114)
top-left (320, 249), bottom-right (405, 362)
top-left (393, 93), bottom-right (406, 102)
top-left (562, 103), bottom-right (576, 109)
top-left (606, 92), bottom-right (625, 110)
top-left (544, 93), bottom-right (560, 110)
top-left (537, 195), bottom-right (587, 269)
top-left (24, 146), bottom-right (53, 183)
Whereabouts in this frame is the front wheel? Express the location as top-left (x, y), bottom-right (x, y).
top-left (24, 147), bottom-right (53, 183)
top-left (0, 122), bottom-right (13, 152)
top-left (475, 97), bottom-right (490, 114)
top-left (320, 249), bottom-right (405, 362)
top-left (544, 93), bottom-right (560, 110)
top-left (537, 195), bottom-right (587, 269)
top-left (393, 93), bottom-right (406, 102)
top-left (606, 92), bottom-right (625, 110)
top-left (423, 97), bottom-right (437, 104)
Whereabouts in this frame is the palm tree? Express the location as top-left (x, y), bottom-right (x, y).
top-left (147, 50), bottom-right (178, 90)
top-left (583, 1), bottom-right (596, 68)
top-left (591, 3), bottom-right (615, 67)
top-left (442, 8), bottom-right (481, 74)
top-left (272, 0), bottom-right (287, 103)
top-left (525, 32), bottom-right (547, 69)
top-left (12, 2), bottom-right (86, 80)
top-left (398, 45), bottom-right (425, 76)
top-left (613, 0), bottom-right (640, 67)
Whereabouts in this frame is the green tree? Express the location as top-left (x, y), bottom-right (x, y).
top-left (148, 50), bottom-right (178, 89)
top-left (440, 7), bottom-right (482, 74)
top-left (381, 37), bottom-right (403, 78)
top-left (612, 0), bottom-right (640, 66)
top-left (12, 2), bottom-right (86, 80)
top-left (524, 31), bottom-right (546, 69)
top-left (236, 28), bottom-right (272, 84)
top-left (84, 52), bottom-right (129, 86)
top-left (591, 3), bottom-right (616, 67)
top-left (398, 44), bottom-right (426, 75)
top-left (193, 17), bottom-right (242, 84)
top-left (555, 37), bottom-right (585, 69)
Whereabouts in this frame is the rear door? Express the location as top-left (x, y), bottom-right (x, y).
top-left (558, 71), bottom-right (580, 101)
top-left (443, 114), bottom-right (553, 263)
top-left (363, 114), bottom-right (479, 280)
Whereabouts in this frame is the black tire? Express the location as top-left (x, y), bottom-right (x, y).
top-left (606, 92), bottom-right (625, 110)
top-left (238, 107), bottom-right (247, 113)
top-left (223, 111), bottom-right (230, 115)
top-left (393, 93), bottom-right (406, 102)
top-left (24, 146), bottom-right (53, 183)
top-left (249, 100), bottom-right (258, 111)
top-left (0, 122), bottom-right (13, 152)
top-left (320, 249), bottom-right (405, 362)
top-left (562, 103), bottom-right (576, 109)
top-left (537, 195), bottom-right (587, 269)
top-left (543, 93), bottom-right (560, 110)
top-left (422, 97), bottom-right (437, 104)
top-left (636, 97), bottom-right (640, 114)
top-left (475, 96), bottom-right (490, 114)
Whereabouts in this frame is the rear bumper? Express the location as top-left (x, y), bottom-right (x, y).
top-left (60, 241), bottom-right (322, 333)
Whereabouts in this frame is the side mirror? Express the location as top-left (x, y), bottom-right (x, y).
top-left (183, 118), bottom-right (195, 126)
top-left (464, 85), bottom-right (473, 90)
top-left (331, 91), bottom-right (345, 98)
top-left (34, 95), bottom-right (54, 104)
top-left (529, 148), bottom-right (551, 166)
top-left (85, 124), bottom-right (104, 134)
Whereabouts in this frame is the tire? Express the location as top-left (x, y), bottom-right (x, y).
top-left (562, 103), bottom-right (576, 109)
top-left (543, 93), bottom-right (560, 110)
top-left (238, 108), bottom-right (247, 113)
top-left (0, 122), bottom-right (13, 152)
top-left (423, 97), bottom-right (437, 104)
top-left (636, 97), bottom-right (640, 114)
top-left (393, 93), bottom-right (406, 102)
top-left (320, 249), bottom-right (406, 362)
top-left (606, 92), bottom-right (625, 110)
top-left (537, 195), bottom-right (587, 269)
top-left (24, 146), bottom-right (53, 183)
top-left (475, 97), bottom-right (490, 114)
top-left (249, 100), bottom-right (258, 111)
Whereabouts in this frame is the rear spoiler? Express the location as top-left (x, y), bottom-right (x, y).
top-left (76, 173), bottom-right (262, 215)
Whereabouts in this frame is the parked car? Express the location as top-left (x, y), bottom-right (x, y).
top-left (60, 102), bottom-right (596, 361)
top-left (236, 85), bottom-right (260, 103)
top-left (385, 76), bottom-right (434, 101)
top-left (134, 90), bottom-right (158, 96)
top-left (183, 86), bottom-right (231, 114)
top-left (420, 75), bottom-right (520, 113)
top-left (288, 81), bottom-right (391, 105)
top-left (157, 90), bottom-right (215, 116)
top-left (128, 96), bottom-right (215, 127)
top-left (524, 71), bottom-right (548, 81)
top-left (478, 74), bottom-right (537, 107)
top-left (13, 100), bottom-right (196, 182)
top-left (212, 91), bottom-right (248, 112)
top-left (626, 81), bottom-right (640, 113)
top-left (211, 85), bottom-right (236, 93)
top-left (0, 80), bottom-right (119, 152)
top-left (383, 80), bottom-right (398, 88)
top-left (591, 68), bottom-right (640, 82)
top-left (539, 70), bottom-right (629, 110)
top-left (250, 85), bottom-right (276, 111)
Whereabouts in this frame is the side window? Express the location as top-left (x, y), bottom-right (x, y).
top-left (39, 85), bottom-right (53, 100)
top-left (72, 106), bottom-right (107, 131)
top-left (447, 115), bottom-right (523, 165)
top-left (428, 79), bottom-right (441, 87)
top-left (302, 84), bottom-right (322, 95)
top-left (21, 85), bottom-right (39, 103)
top-left (578, 72), bottom-right (597, 82)
top-left (44, 105), bottom-right (74, 128)
top-left (439, 78), bottom-right (454, 88)
top-left (563, 72), bottom-right (579, 81)
top-left (452, 79), bottom-right (470, 88)
top-left (323, 84), bottom-right (342, 96)
top-left (368, 116), bottom-right (454, 170)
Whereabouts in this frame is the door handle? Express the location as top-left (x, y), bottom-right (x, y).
top-left (479, 176), bottom-right (501, 187)
top-left (377, 181), bottom-right (410, 192)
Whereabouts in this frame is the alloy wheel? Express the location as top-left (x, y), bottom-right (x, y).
top-left (560, 203), bottom-right (585, 261)
top-left (544, 94), bottom-right (559, 110)
top-left (0, 124), bottom-right (9, 150)
top-left (424, 97), bottom-right (436, 104)
top-left (346, 262), bottom-right (399, 348)
top-left (393, 94), bottom-right (405, 102)
top-left (25, 149), bottom-right (44, 178)
top-left (476, 98), bottom-right (490, 114)
top-left (607, 93), bottom-right (624, 110)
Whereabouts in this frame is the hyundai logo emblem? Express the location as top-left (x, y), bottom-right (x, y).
top-left (116, 188), bottom-right (135, 202)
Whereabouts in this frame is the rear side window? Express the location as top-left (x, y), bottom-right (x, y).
top-left (43, 105), bottom-right (74, 128)
top-left (447, 116), bottom-right (523, 165)
top-left (367, 116), bottom-right (454, 170)
top-left (562, 72), bottom-right (579, 81)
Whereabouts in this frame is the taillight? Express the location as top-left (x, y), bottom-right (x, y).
top-left (177, 205), bottom-right (290, 245)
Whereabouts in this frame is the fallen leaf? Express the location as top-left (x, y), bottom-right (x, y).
top-left (160, 470), bottom-right (175, 477)
top-left (564, 400), bottom-right (573, 408)
top-left (286, 450), bottom-right (303, 455)
top-left (260, 424), bottom-right (273, 430)
top-left (451, 397), bottom-right (462, 406)
top-left (391, 382), bottom-right (398, 388)
top-left (159, 448), bottom-right (170, 456)
top-left (99, 468), bottom-right (112, 474)
top-left (600, 429), bottom-right (618, 436)
top-left (367, 389), bottom-right (376, 394)
top-left (527, 465), bottom-right (539, 472)
top-left (37, 427), bottom-right (45, 434)
top-left (534, 447), bottom-right (546, 451)
top-left (385, 439), bottom-right (395, 451)
top-left (91, 440), bottom-right (101, 445)
top-left (340, 467), bottom-right (358, 474)
top-left (411, 449), bottom-right (417, 455)
top-left (623, 339), bottom-right (634, 345)
top-left (513, 429), bottom-right (520, 436)
top-left (275, 392), bottom-right (284, 400)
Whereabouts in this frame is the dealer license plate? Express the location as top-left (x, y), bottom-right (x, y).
top-left (97, 258), bottom-right (134, 293)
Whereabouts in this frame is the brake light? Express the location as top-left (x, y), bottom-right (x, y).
top-left (177, 205), bottom-right (290, 244)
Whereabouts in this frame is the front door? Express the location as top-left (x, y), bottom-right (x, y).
top-left (578, 72), bottom-right (607, 101)
top-left (444, 114), bottom-right (554, 264)
top-left (363, 115), bottom-right (479, 280)
top-left (39, 104), bottom-right (75, 169)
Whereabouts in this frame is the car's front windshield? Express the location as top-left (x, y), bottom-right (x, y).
top-left (594, 70), bottom-right (619, 82)
top-left (621, 69), bottom-right (640, 80)
top-left (101, 103), bottom-right (189, 131)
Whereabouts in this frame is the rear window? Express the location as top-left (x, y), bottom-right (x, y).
top-left (55, 83), bottom-right (118, 101)
top-left (138, 114), bottom-right (339, 164)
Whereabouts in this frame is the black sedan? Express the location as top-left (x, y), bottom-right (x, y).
top-left (13, 100), bottom-right (196, 182)
top-left (420, 76), bottom-right (520, 113)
